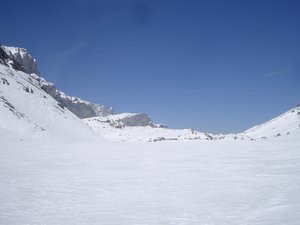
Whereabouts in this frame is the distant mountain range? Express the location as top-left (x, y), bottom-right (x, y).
top-left (1, 44), bottom-right (299, 142)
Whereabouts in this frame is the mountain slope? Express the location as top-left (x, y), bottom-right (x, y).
top-left (0, 62), bottom-right (95, 141)
top-left (243, 106), bottom-right (300, 139)
top-left (0, 44), bottom-right (161, 141)
top-left (84, 106), bottom-right (300, 142)
top-left (1, 45), bottom-right (114, 119)
top-left (1, 44), bottom-right (299, 142)
top-left (1, 44), bottom-right (163, 126)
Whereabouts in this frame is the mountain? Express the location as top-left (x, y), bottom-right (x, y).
top-left (0, 44), bottom-right (299, 142)
top-left (243, 105), bottom-right (300, 139)
top-left (1, 45), bottom-right (163, 126)
top-left (0, 45), bottom-right (167, 126)
top-left (40, 80), bottom-right (114, 118)
top-left (0, 44), bottom-right (161, 140)
top-left (84, 106), bottom-right (300, 142)
top-left (1, 45), bottom-right (114, 119)
top-left (2, 46), bottom-right (39, 74)
top-left (0, 60), bottom-right (94, 141)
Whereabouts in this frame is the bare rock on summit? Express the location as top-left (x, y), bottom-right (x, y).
top-left (2, 46), bottom-right (39, 74)
top-left (107, 113), bottom-right (154, 127)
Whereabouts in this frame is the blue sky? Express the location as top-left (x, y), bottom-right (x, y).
top-left (2, 0), bottom-right (300, 133)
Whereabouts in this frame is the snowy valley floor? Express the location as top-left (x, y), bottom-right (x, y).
top-left (0, 133), bottom-right (300, 225)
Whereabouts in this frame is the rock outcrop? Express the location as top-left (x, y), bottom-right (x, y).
top-left (2, 46), bottom-right (39, 74)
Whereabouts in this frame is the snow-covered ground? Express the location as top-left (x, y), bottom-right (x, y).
top-left (0, 131), bottom-right (300, 225)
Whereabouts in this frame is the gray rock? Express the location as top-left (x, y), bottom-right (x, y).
top-left (40, 83), bottom-right (114, 118)
top-left (2, 46), bottom-right (38, 74)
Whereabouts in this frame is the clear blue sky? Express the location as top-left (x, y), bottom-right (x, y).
top-left (2, 0), bottom-right (300, 133)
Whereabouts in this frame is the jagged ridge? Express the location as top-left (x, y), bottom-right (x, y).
top-left (1, 45), bottom-right (114, 119)
top-left (0, 44), bottom-right (155, 126)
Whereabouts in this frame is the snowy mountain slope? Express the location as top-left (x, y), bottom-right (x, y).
top-left (1, 45), bottom-right (114, 119)
top-left (243, 105), bottom-right (300, 139)
top-left (1, 44), bottom-right (165, 127)
top-left (0, 63), bottom-right (95, 141)
top-left (1, 44), bottom-right (300, 143)
top-left (0, 44), bottom-right (161, 141)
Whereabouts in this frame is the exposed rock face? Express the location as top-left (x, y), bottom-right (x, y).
top-left (107, 113), bottom-right (153, 127)
top-left (2, 46), bottom-right (39, 74)
top-left (40, 82), bottom-right (114, 118)
top-left (0, 45), bottom-right (24, 71)
top-left (0, 46), bottom-right (9, 63)
top-left (115, 113), bottom-right (152, 127)
top-left (85, 113), bottom-right (166, 129)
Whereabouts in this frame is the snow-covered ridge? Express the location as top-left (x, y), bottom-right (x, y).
top-left (0, 44), bottom-right (158, 125)
top-left (243, 105), bottom-right (300, 138)
top-left (1, 44), bottom-right (115, 118)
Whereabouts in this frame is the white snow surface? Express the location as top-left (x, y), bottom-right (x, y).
top-left (0, 130), bottom-right (300, 225)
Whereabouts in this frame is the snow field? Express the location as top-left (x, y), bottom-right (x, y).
top-left (0, 133), bottom-right (299, 225)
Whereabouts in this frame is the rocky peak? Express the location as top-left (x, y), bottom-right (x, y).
top-left (2, 46), bottom-right (39, 74)
top-left (0, 44), bottom-right (160, 127)
top-left (1, 44), bottom-right (114, 119)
